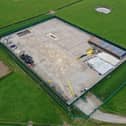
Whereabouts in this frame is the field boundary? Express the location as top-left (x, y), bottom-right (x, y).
top-left (0, 61), bottom-right (13, 80)
top-left (0, 70), bottom-right (13, 81)
top-left (0, 44), bottom-right (72, 113)
top-left (0, 0), bottom-right (85, 31)
top-left (88, 80), bottom-right (126, 117)
top-left (0, 43), bottom-right (88, 122)
top-left (0, 15), bottom-right (53, 37)
top-left (0, 120), bottom-right (63, 126)
top-left (56, 16), bottom-right (126, 51)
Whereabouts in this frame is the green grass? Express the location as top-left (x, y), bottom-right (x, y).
top-left (0, 0), bottom-right (76, 27)
top-left (0, 120), bottom-right (125, 126)
top-left (102, 86), bottom-right (126, 116)
top-left (57, 0), bottom-right (126, 48)
top-left (71, 119), bottom-right (126, 126)
top-left (0, 46), bottom-right (67, 124)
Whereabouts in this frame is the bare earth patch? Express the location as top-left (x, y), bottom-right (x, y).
top-left (0, 61), bottom-right (11, 79)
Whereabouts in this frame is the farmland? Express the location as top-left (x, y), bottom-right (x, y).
top-left (0, 0), bottom-right (126, 126)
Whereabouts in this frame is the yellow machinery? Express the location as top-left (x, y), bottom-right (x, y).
top-left (86, 48), bottom-right (94, 56)
top-left (78, 48), bottom-right (94, 60)
top-left (67, 80), bottom-right (75, 97)
top-left (48, 80), bottom-right (75, 97)
top-left (48, 80), bottom-right (53, 83)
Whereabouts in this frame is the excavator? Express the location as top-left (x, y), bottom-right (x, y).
top-left (78, 48), bottom-right (94, 59)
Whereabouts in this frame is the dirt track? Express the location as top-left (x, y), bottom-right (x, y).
top-left (0, 61), bottom-right (10, 78)
top-left (75, 93), bottom-right (126, 124)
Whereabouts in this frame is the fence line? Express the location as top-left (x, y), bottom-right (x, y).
top-left (0, 0), bottom-right (84, 31)
top-left (88, 80), bottom-right (126, 117)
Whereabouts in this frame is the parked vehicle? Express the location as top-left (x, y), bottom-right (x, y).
top-left (9, 44), bottom-right (17, 50)
top-left (20, 54), bottom-right (34, 65)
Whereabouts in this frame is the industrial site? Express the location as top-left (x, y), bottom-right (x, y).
top-left (1, 18), bottom-right (126, 105)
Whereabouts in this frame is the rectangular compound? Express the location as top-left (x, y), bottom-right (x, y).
top-left (1, 18), bottom-right (126, 105)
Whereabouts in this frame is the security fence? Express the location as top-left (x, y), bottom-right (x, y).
top-left (0, 13), bottom-right (126, 119)
top-left (0, 44), bottom-right (71, 112)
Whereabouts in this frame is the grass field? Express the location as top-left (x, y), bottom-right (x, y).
top-left (0, 120), bottom-right (125, 126)
top-left (0, 0), bottom-right (126, 125)
top-left (0, 0), bottom-right (76, 27)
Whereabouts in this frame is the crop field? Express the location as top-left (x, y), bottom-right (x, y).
top-left (0, 0), bottom-right (126, 126)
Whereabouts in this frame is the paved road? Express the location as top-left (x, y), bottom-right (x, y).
top-left (91, 110), bottom-right (126, 124)
top-left (74, 94), bottom-right (101, 115)
top-left (74, 93), bottom-right (126, 124)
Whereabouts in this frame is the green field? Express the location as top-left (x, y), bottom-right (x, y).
top-left (0, 0), bottom-right (126, 126)
top-left (0, 0), bottom-right (76, 27)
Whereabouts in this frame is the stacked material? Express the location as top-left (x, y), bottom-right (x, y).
top-left (97, 52), bottom-right (120, 66)
top-left (88, 57), bottom-right (114, 75)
